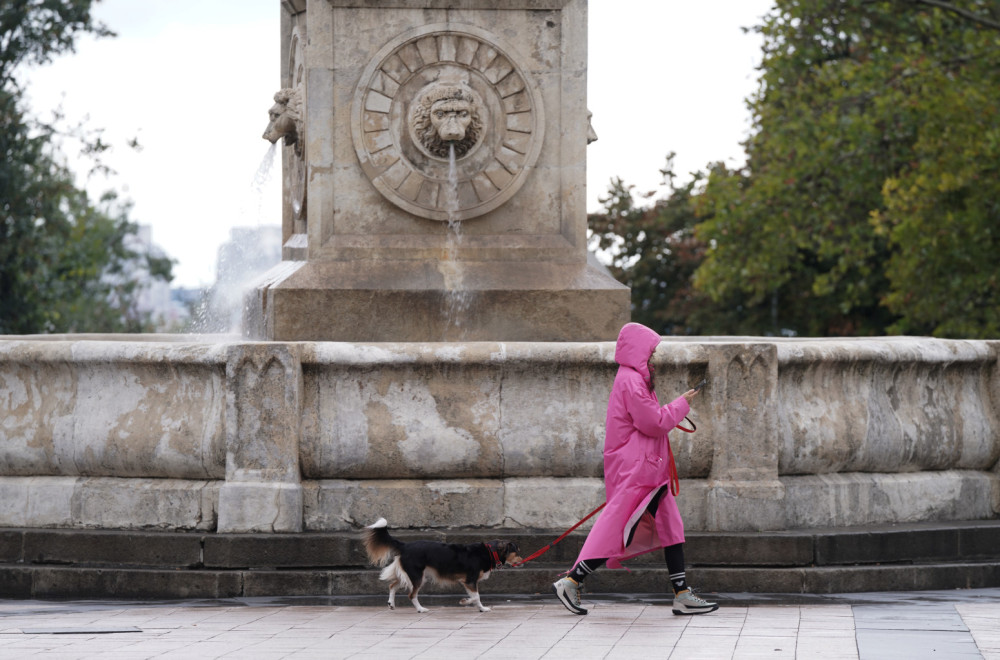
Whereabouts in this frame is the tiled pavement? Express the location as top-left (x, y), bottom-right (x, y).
top-left (1, 589), bottom-right (998, 659)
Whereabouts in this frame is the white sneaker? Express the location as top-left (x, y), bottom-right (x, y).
top-left (552, 577), bottom-right (588, 615)
top-left (672, 589), bottom-right (718, 615)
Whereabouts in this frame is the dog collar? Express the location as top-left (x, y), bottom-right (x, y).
top-left (485, 542), bottom-right (503, 571)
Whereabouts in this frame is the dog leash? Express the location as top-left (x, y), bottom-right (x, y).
top-left (511, 416), bottom-right (696, 567)
top-left (509, 502), bottom-right (607, 568)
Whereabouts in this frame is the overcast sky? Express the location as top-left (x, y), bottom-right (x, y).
top-left (24, 0), bottom-right (774, 289)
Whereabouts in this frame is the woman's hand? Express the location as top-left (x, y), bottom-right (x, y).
top-left (682, 388), bottom-right (700, 403)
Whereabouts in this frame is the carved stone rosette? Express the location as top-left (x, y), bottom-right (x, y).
top-left (351, 24), bottom-right (545, 222)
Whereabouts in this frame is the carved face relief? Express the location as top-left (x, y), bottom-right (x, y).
top-left (351, 25), bottom-right (544, 222)
top-left (431, 99), bottom-right (471, 141)
top-left (410, 83), bottom-right (484, 160)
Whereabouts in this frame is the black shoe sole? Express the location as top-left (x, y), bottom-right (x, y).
top-left (672, 604), bottom-right (719, 616)
top-left (552, 584), bottom-right (588, 615)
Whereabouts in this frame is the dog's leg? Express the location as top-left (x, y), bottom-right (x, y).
top-left (387, 579), bottom-right (398, 610)
top-left (408, 576), bottom-right (429, 613)
top-left (460, 583), bottom-right (490, 612)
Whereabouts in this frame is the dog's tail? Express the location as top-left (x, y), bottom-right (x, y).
top-left (361, 517), bottom-right (404, 567)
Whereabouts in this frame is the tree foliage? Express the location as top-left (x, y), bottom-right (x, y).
top-left (1, 0), bottom-right (172, 333)
top-left (693, 0), bottom-right (1000, 337)
top-left (589, 156), bottom-right (757, 335)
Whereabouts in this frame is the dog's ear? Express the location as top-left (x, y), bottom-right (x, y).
top-left (500, 540), bottom-right (519, 557)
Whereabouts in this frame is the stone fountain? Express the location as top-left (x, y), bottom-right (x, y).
top-left (1, 0), bottom-right (998, 555)
top-left (250, 0), bottom-right (628, 341)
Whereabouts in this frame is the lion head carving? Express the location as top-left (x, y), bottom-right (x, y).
top-left (262, 88), bottom-right (304, 156)
top-left (409, 82), bottom-right (484, 159)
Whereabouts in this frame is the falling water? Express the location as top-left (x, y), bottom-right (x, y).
top-left (190, 143), bottom-right (281, 335)
top-left (441, 144), bottom-right (473, 337)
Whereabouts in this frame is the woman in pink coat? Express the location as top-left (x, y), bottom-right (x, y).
top-left (553, 322), bottom-right (717, 616)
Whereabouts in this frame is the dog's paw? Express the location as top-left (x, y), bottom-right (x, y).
top-left (416, 606), bottom-right (430, 613)
top-left (459, 598), bottom-right (473, 606)
top-left (478, 605), bottom-right (492, 612)
top-left (387, 602), bottom-right (395, 610)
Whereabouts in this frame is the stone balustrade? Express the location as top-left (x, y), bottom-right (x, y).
top-left (1, 336), bottom-right (997, 533)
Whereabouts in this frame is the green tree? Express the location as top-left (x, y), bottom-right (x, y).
top-left (1, 0), bottom-right (173, 334)
top-left (590, 157), bottom-right (724, 335)
top-left (695, 0), bottom-right (1000, 337)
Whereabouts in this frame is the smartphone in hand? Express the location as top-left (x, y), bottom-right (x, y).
top-left (692, 378), bottom-right (707, 392)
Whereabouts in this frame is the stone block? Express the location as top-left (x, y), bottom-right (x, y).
top-left (814, 526), bottom-right (960, 566)
top-left (959, 523), bottom-right (1000, 559)
top-left (686, 532), bottom-right (814, 567)
top-left (704, 480), bottom-right (788, 532)
top-left (224, 343), bottom-right (302, 483)
top-left (782, 471), bottom-right (998, 528)
top-left (220, 343), bottom-right (304, 532)
top-left (0, 566), bottom-right (32, 598)
top-left (0, 530), bottom-right (21, 562)
top-left (303, 479), bottom-right (504, 530)
top-left (502, 477), bottom-right (605, 530)
top-left (74, 478), bottom-right (218, 530)
top-left (300, 344), bottom-right (503, 480)
top-left (217, 482), bottom-right (303, 533)
top-left (28, 566), bottom-right (242, 600)
top-left (241, 570), bottom-right (336, 597)
top-left (694, 567), bottom-right (807, 594)
top-left (204, 533), bottom-right (359, 568)
top-left (0, 476), bottom-right (76, 527)
top-left (22, 529), bottom-right (203, 568)
top-left (776, 338), bottom-right (999, 474)
top-left (249, 260), bottom-right (629, 342)
top-left (0, 341), bottom-right (226, 479)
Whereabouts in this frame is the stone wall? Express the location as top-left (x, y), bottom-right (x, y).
top-left (1, 336), bottom-right (997, 533)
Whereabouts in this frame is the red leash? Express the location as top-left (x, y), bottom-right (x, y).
top-left (510, 501), bottom-right (607, 567)
top-left (512, 416), bottom-right (696, 567)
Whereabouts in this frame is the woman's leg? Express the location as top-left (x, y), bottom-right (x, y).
top-left (567, 557), bottom-right (607, 583)
top-left (665, 542), bottom-right (718, 615)
top-left (663, 543), bottom-right (687, 595)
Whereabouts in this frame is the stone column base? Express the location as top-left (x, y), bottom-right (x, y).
top-left (243, 257), bottom-right (629, 342)
top-left (218, 482), bottom-right (303, 533)
top-left (704, 480), bottom-right (788, 532)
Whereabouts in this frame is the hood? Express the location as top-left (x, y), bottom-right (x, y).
top-left (614, 322), bottom-right (661, 383)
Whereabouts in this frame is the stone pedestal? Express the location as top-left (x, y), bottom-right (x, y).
top-left (218, 344), bottom-right (303, 532)
top-left (246, 255), bottom-right (627, 341)
top-left (249, 0), bottom-right (629, 341)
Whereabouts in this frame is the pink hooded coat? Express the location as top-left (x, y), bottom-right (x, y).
top-left (575, 322), bottom-right (690, 569)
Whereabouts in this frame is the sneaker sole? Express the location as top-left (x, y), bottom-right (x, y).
top-left (552, 583), bottom-right (588, 616)
top-left (672, 604), bottom-right (719, 616)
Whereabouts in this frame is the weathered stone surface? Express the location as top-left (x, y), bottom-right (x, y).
top-left (502, 477), bottom-right (605, 530)
top-left (22, 529), bottom-right (203, 568)
top-left (0, 530), bottom-right (20, 562)
top-left (0, 340), bottom-right (226, 479)
top-left (219, 343), bottom-right (303, 532)
top-left (3, 521), bottom-right (1000, 598)
top-left (775, 338), bottom-right (1000, 474)
top-left (0, 476), bottom-right (217, 530)
top-left (28, 566), bottom-right (243, 600)
top-left (203, 533), bottom-right (360, 568)
top-left (303, 479), bottom-right (505, 531)
top-left (781, 470), bottom-right (997, 529)
top-left (247, 259), bottom-right (630, 342)
top-left (300, 344), bottom-right (504, 480)
top-left (247, 0), bottom-right (630, 342)
top-left (1, 336), bottom-right (997, 533)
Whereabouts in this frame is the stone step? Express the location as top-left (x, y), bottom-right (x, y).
top-left (3, 560), bottom-right (1000, 601)
top-left (2, 520), bottom-right (998, 599)
top-left (3, 520), bottom-right (999, 570)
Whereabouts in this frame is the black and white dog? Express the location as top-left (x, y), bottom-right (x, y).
top-left (362, 518), bottom-right (522, 613)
